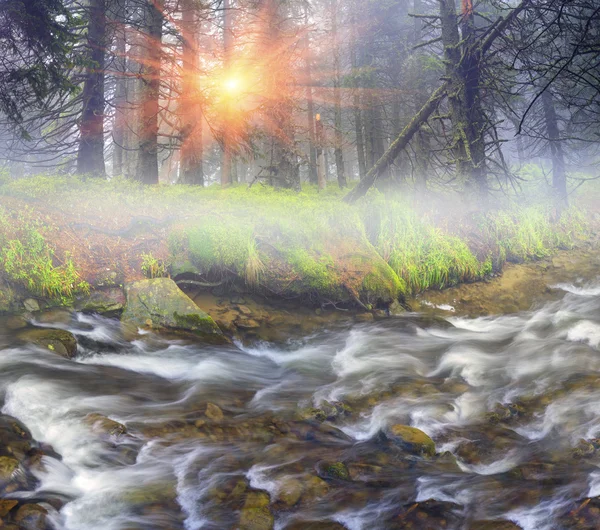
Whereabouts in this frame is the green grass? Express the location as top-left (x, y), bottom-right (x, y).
top-left (0, 175), bottom-right (592, 307)
top-left (0, 207), bottom-right (89, 303)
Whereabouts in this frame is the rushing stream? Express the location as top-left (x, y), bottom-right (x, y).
top-left (2, 272), bottom-right (600, 529)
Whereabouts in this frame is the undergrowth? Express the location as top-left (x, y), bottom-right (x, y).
top-left (0, 176), bottom-right (592, 305)
top-left (0, 207), bottom-right (89, 303)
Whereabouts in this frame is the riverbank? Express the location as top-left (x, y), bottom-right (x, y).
top-left (2, 246), bottom-right (600, 529)
top-left (0, 176), bottom-right (594, 320)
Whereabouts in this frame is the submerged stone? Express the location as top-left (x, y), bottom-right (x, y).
top-left (17, 328), bottom-right (77, 359)
top-left (385, 424), bottom-right (436, 457)
top-left (84, 413), bottom-right (127, 436)
top-left (205, 403), bottom-right (224, 422)
top-left (0, 457), bottom-right (19, 482)
top-left (14, 503), bottom-right (48, 530)
top-left (121, 278), bottom-right (223, 339)
top-left (239, 491), bottom-right (274, 530)
top-left (316, 461), bottom-right (350, 481)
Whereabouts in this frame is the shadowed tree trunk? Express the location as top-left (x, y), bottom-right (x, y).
top-left (77, 0), bottom-right (107, 177)
top-left (542, 89), bottom-right (568, 207)
top-left (439, 0), bottom-right (487, 198)
top-left (136, 0), bottom-right (163, 184)
top-left (180, 0), bottom-right (204, 185)
top-left (304, 3), bottom-right (318, 185)
top-left (112, 0), bottom-right (127, 177)
top-left (332, 0), bottom-right (346, 188)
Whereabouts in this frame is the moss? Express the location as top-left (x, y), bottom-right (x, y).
top-left (173, 311), bottom-right (214, 330)
top-left (388, 425), bottom-right (436, 457)
top-left (317, 461), bottom-right (350, 481)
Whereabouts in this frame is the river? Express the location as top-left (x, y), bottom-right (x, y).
top-left (2, 258), bottom-right (600, 529)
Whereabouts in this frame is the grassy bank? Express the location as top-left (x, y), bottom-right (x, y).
top-left (0, 175), bottom-right (592, 312)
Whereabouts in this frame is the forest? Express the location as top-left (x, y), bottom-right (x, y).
top-left (1, 2), bottom-right (600, 529)
top-left (0, 0), bottom-right (597, 200)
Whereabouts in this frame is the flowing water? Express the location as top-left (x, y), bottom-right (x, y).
top-left (2, 264), bottom-right (600, 529)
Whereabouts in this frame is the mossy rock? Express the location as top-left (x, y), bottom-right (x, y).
top-left (84, 413), bottom-right (126, 436)
top-left (316, 461), bottom-right (350, 481)
top-left (277, 477), bottom-right (302, 507)
top-left (16, 328), bottom-right (77, 359)
top-left (121, 278), bottom-right (223, 340)
top-left (0, 499), bottom-right (18, 517)
top-left (78, 288), bottom-right (125, 316)
top-left (14, 503), bottom-right (48, 530)
top-left (239, 491), bottom-right (274, 530)
top-left (385, 425), bottom-right (436, 457)
top-left (0, 457), bottom-right (19, 482)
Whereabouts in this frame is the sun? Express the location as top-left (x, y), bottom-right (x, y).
top-left (223, 76), bottom-right (243, 95)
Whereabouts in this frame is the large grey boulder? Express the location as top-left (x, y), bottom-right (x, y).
top-left (121, 278), bottom-right (223, 339)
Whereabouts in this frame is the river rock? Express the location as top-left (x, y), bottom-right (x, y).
top-left (277, 477), bottom-right (302, 507)
top-left (16, 328), bottom-right (77, 359)
top-left (0, 499), bottom-right (18, 517)
top-left (23, 298), bottom-right (40, 312)
top-left (0, 456), bottom-right (19, 483)
top-left (316, 461), bottom-right (350, 481)
top-left (14, 503), bottom-right (49, 530)
top-left (84, 413), bottom-right (127, 436)
top-left (204, 403), bottom-right (224, 422)
top-left (121, 278), bottom-right (223, 339)
top-left (238, 491), bottom-right (274, 530)
top-left (78, 288), bottom-right (126, 316)
top-left (384, 425), bottom-right (436, 457)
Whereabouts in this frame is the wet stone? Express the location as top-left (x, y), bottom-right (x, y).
top-left (14, 503), bottom-right (49, 530)
top-left (205, 403), bottom-right (224, 422)
top-left (385, 424), bottom-right (436, 457)
top-left (239, 491), bottom-right (274, 530)
top-left (16, 328), bottom-right (77, 359)
top-left (316, 461), bottom-right (350, 481)
top-left (84, 413), bottom-right (127, 436)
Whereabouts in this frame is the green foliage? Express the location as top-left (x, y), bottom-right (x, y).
top-left (140, 252), bottom-right (168, 279)
top-left (0, 210), bottom-right (89, 302)
top-left (0, 177), bottom-right (592, 305)
top-left (478, 206), bottom-right (587, 265)
top-left (366, 199), bottom-right (488, 294)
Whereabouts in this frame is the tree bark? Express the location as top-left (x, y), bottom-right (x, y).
top-left (180, 0), bottom-right (204, 185)
top-left (542, 89), bottom-right (568, 206)
top-left (439, 0), bottom-right (487, 198)
top-left (304, 4), bottom-right (318, 185)
top-left (351, 0), bottom-right (366, 180)
top-left (221, 0), bottom-right (232, 187)
top-left (112, 2), bottom-right (127, 178)
top-left (77, 0), bottom-right (107, 178)
top-left (332, 0), bottom-right (347, 188)
top-left (136, 0), bottom-right (163, 184)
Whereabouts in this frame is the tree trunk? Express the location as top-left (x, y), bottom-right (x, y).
top-left (180, 0), bottom-right (204, 185)
top-left (344, 84), bottom-right (448, 203)
top-left (439, 0), bottom-right (487, 198)
top-left (221, 0), bottom-right (232, 187)
top-left (542, 89), bottom-right (568, 206)
top-left (136, 0), bottom-right (163, 184)
top-left (304, 4), bottom-right (318, 185)
top-left (112, 4), bottom-right (127, 178)
top-left (77, 0), bottom-right (106, 178)
top-left (350, 0), bottom-right (366, 180)
top-left (332, 0), bottom-right (347, 188)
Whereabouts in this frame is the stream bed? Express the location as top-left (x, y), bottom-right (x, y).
top-left (2, 253), bottom-right (600, 529)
